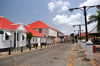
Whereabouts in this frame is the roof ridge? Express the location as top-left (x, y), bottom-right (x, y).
top-left (11, 23), bottom-right (21, 25)
top-left (27, 20), bottom-right (51, 28)
top-left (28, 20), bottom-right (40, 26)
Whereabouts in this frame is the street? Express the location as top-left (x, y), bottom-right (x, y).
top-left (0, 42), bottom-right (74, 66)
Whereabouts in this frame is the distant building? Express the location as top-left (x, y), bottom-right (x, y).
top-left (26, 20), bottom-right (57, 46)
top-left (64, 35), bottom-right (70, 41)
top-left (78, 32), bottom-right (89, 37)
top-left (52, 28), bottom-right (64, 43)
top-left (25, 26), bottom-right (44, 46)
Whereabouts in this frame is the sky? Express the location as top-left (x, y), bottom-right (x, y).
top-left (0, 0), bottom-right (100, 35)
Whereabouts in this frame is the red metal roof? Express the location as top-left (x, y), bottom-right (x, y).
top-left (25, 26), bottom-right (44, 37)
top-left (28, 20), bottom-right (52, 28)
top-left (27, 20), bottom-right (64, 36)
top-left (0, 17), bottom-right (21, 30)
top-left (11, 24), bottom-right (21, 30)
top-left (78, 32), bottom-right (89, 37)
top-left (27, 20), bottom-right (64, 34)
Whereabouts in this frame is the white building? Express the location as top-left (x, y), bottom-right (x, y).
top-left (25, 26), bottom-right (44, 46)
top-left (27, 20), bottom-right (57, 45)
top-left (0, 17), bottom-right (26, 49)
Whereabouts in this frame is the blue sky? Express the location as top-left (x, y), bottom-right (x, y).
top-left (0, 0), bottom-right (100, 35)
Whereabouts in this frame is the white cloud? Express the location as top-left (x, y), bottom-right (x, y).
top-left (87, 13), bottom-right (92, 21)
top-left (60, 27), bottom-right (69, 34)
top-left (53, 13), bottom-right (82, 26)
top-left (48, 0), bottom-right (70, 12)
top-left (79, 0), bottom-right (100, 7)
top-left (48, 2), bottom-right (56, 12)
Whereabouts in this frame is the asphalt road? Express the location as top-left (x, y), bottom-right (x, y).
top-left (0, 42), bottom-right (74, 66)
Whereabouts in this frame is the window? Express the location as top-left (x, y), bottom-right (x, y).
top-left (22, 35), bottom-right (24, 40)
top-left (5, 33), bottom-right (9, 40)
top-left (36, 38), bottom-right (37, 42)
top-left (0, 31), bottom-right (4, 34)
top-left (39, 28), bottom-right (42, 33)
top-left (17, 33), bottom-right (19, 41)
top-left (33, 38), bottom-right (34, 42)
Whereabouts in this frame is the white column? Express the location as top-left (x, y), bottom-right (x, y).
top-left (37, 37), bottom-right (40, 46)
top-left (0, 35), bottom-right (3, 47)
top-left (82, 40), bottom-right (86, 51)
top-left (87, 40), bottom-right (93, 60)
top-left (81, 40), bottom-right (83, 48)
top-left (19, 33), bottom-right (22, 46)
top-left (24, 33), bottom-right (26, 45)
top-left (11, 32), bottom-right (14, 47)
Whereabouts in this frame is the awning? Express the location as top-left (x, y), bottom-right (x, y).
top-left (6, 32), bottom-right (12, 36)
top-left (23, 34), bottom-right (27, 37)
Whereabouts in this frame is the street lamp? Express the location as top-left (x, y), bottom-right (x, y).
top-left (74, 30), bottom-right (83, 42)
top-left (69, 5), bottom-right (100, 42)
top-left (74, 30), bottom-right (83, 37)
top-left (73, 24), bottom-right (85, 40)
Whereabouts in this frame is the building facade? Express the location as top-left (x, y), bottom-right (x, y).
top-left (0, 17), bottom-right (26, 49)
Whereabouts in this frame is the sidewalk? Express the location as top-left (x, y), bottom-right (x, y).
top-left (0, 43), bottom-right (59, 58)
top-left (68, 43), bottom-right (98, 66)
top-left (93, 45), bottom-right (100, 65)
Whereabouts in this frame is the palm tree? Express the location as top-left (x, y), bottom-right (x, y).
top-left (26, 32), bottom-right (33, 50)
top-left (88, 10), bottom-right (100, 33)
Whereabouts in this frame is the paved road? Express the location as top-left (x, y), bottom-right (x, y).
top-left (0, 42), bottom-right (74, 66)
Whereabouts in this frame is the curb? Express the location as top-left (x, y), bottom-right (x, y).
top-left (0, 43), bottom-right (58, 58)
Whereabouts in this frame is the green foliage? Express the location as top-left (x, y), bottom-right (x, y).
top-left (74, 35), bottom-right (77, 39)
top-left (70, 33), bottom-right (74, 37)
top-left (88, 10), bottom-right (100, 33)
top-left (26, 32), bottom-right (33, 41)
top-left (78, 36), bottom-right (86, 40)
top-left (78, 35), bottom-right (92, 40)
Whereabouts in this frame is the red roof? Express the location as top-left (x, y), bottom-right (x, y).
top-left (78, 32), bottom-right (90, 37)
top-left (11, 24), bottom-right (21, 30)
top-left (27, 20), bottom-right (64, 34)
top-left (64, 35), bottom-right (70, 39)
top-left (64, 35), bottom-right (69, 36)
top-left (25, 26), bottom-right (44, 37)
top-left (0, 17), bottom-right (21, 30)
top-left (81, 33), bottom-right (86, 36)
top-left (28, 20), bottom-right (52, 28)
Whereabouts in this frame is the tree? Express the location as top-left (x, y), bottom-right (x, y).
top-left (26, 32), bottom-right (33, 50)
top-left (74, 35), bottom-right (77, 39)
top-left (88, 10), bottom-right (100, 33)
top-left (78, 36), bottom-right (85, 40)
top-left (70, 33), bottom-right (74, 37)
top-left (70, 33), bottom-right (74, 44)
